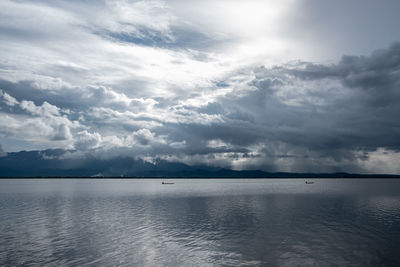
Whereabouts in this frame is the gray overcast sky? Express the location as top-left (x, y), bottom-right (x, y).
top-left (0, 0), bottom-right (400, 173)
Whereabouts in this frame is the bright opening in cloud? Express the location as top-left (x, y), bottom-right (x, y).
top-left (223, 0), bottom-right (289, 36)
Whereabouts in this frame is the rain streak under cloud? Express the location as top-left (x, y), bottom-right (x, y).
top-left (1, 0), bottom-right (400, 173)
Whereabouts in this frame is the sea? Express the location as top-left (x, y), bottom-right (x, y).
top-left (0, 178), bottom-right (399, 266)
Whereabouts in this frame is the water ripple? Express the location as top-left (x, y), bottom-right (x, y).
top-left (0, 179), bottom-right (400, 266)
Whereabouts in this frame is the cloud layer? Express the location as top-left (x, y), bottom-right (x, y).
top-left (0, 0), bottom-right (400, 173)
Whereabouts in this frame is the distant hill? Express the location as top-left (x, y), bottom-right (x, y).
top-left (0, 149), bottom-right (399, 178)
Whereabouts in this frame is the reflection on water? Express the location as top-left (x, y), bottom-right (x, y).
top-left (0, 179), bottom-right (400, 266)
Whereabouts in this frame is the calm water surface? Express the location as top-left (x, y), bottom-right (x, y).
top-left (0, 179), bottom-right (400, 266)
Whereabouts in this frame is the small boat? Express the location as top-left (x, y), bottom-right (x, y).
top-left (162, 181), bottom-right (174, 185)
top-left (305, 181), bottom-right (314, 184)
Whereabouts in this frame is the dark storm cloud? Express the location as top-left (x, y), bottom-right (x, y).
top-left (285, 43), bottom-right (400, 88)
top-left (154, 42), bottom-right (400, 171)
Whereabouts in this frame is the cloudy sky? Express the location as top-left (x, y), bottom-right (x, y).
top-left (1, 0), bottom-right (400, 173)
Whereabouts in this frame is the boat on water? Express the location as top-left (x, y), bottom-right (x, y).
top-left (305, 181), bottom-right (314, 184)
top-left (162, 181), bottom-right (174, 184)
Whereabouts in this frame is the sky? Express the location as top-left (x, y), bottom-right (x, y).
top-left (0, 0), bottom-right (400, 173)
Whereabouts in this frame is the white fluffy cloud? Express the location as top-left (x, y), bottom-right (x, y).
top-left (0, 91), bottom-right (18, 106)
top-left (74, 130), bottom-right (102, 151)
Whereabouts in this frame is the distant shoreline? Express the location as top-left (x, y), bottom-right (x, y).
top-left (1, 175), bottom-right (399, 179)
top-left (2, 150), bottom-right (399, 179)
